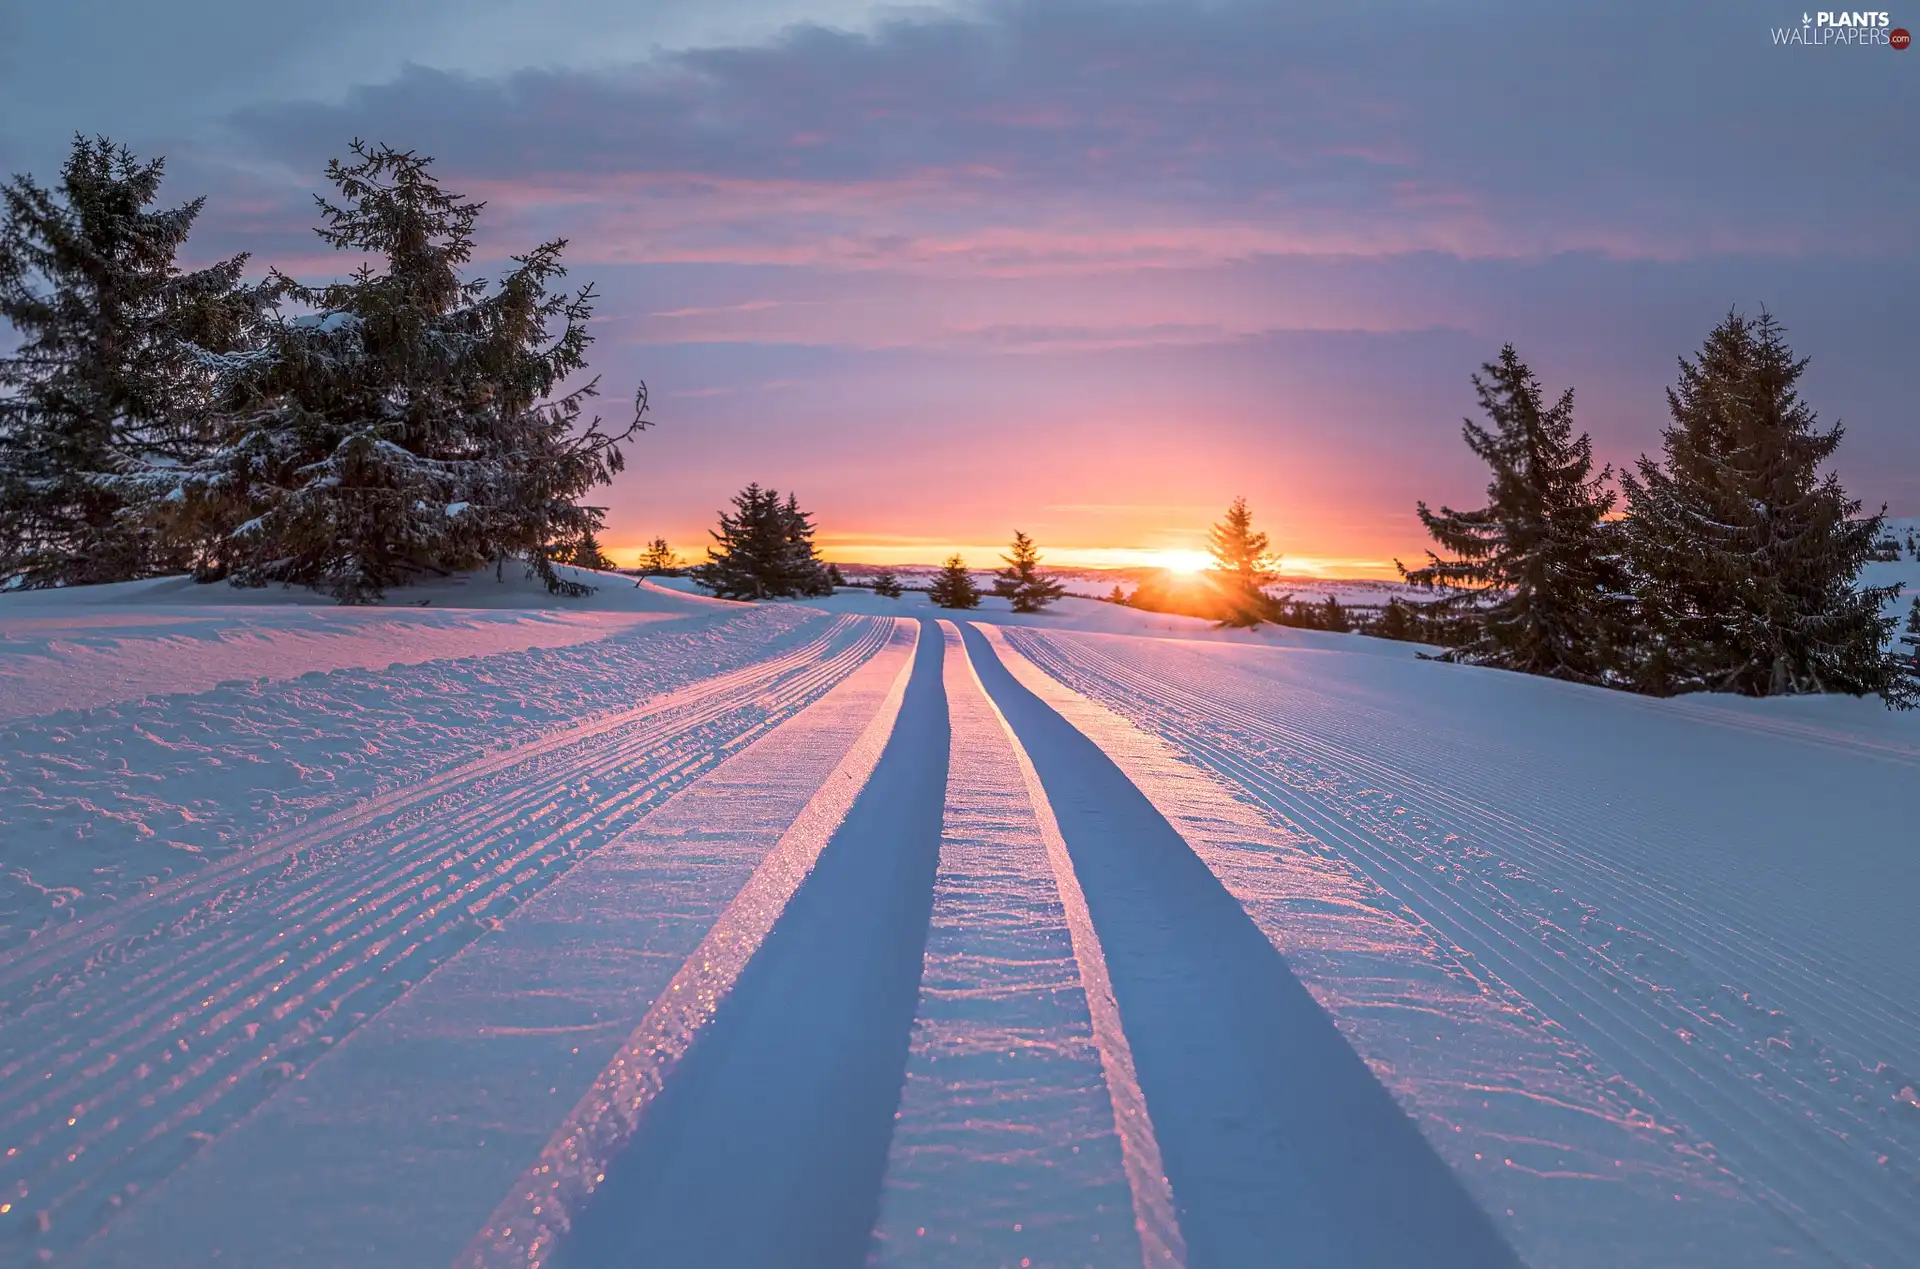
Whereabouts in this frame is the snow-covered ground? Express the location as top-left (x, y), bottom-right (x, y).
top-left (1, 568), bottom-right (1915, 1267)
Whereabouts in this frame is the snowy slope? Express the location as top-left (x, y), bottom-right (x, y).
top-left (0, 566), bottom-right (727, 720)
top-left (1, 577), bottom-right (1917, 1268)
top-left (1002, 625), bottom-right (1920, 1266)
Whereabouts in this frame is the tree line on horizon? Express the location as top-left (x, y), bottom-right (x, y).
top-left (1138, 314), bottom-right (1914, 707)
top-left (688, 485), bottom-right (1067, 614)
top-left (0, 135), bottom-right (643, 602)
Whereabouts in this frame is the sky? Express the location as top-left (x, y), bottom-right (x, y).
top-left (1, 0), bottom-right (1915, 575)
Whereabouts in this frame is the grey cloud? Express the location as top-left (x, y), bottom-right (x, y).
top-left (212, 0), bottom-right (1917, 261)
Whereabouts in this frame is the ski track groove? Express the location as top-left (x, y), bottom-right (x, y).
top-left (1006, 628), bottom-right (1920, 1266)
top-left (0, 615), bottom-right (889, 1262)
top-left (459, 617), bottom-right (920, 1269)
top-left (954, 624), bottom-right (1185, 1269)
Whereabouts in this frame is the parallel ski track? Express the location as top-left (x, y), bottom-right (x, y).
top-left (0, 615), bottom-right (887, 1258)
top-left (1007, 629), bottom-right (1920, 1266)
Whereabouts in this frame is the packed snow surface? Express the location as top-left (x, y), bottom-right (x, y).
top-left (0, 572), bottom-right (1916, 1268)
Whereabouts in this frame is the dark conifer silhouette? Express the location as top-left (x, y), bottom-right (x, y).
top-left (927, 555), bottom-right (981, 609)
top-left (871, 569), bottom-right (904, 598)
top-left (637, 537), bottom-right (679, 574)
top-left (1207, 497), bottom-right (1274, 626)
top-left (1400, 345), bottom-right (1623, 682)
top-left (693, 484), bottom-right (831, 599)
top-left (569, 531), bottom-right (613, 571)
top-left (993, 530), bottom-right (1066, 613)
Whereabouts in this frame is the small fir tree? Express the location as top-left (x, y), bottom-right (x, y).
top-left (1108, 584), bottom-right (1127, 605)
top-left (993, 530), bottom-right (1066, 613)
top-left (569, 530), bottom-right (613, 571)
top-left (695, 483), bottom-right (785, 599)
top-left (776, 491), bottom-right (833, 597)
top-left (0, 135), bottom-right (264, 587)
top-left (871, 569), bottom-right (904, 598)
top-left (1620, 311), bottom-right (1908, 704)
top-left (1375, 597), bottom-right (1418, 642)
top-left (693, 484), bottom-right (832, 599)
top-left (927, 555), bottom-right (981, 609)
top-left (1207, 497), bottom-right (1274, 627)
top-left (123, 141), bottom-right (645, 602)
top-left (637, 536), bottom-right (679, 574)
top-left (825, 562), bottom-right (846, 589)
top-left (1400, 345), bottom-right (1624, 683)
top-left (1319, 595), bottom-right (1351, 632)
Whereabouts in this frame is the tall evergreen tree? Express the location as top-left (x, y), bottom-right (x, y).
top-left (1207, 496), bottom-right (1274, 627)
top-left (993, 529), bottom-right (1066, 613)
top-left (927, 555), bottom-right (981, 609)
top-left (0, 135), bottom-right (263, 587)
top-left (871, 569), bottom-right (903, 598)
top-left (1399, 345), bottom-right (1623, 682)
top-left (123, 141), bottom-right (644, 602)
top-left (1620, 311), bottom-right (1908, 704)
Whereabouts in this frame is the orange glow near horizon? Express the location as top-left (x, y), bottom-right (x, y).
top-left (611, 537), bottom-right (1403, 580)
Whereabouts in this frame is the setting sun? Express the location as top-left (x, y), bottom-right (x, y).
top-left (1145, 550), bottom-right (1212, 575)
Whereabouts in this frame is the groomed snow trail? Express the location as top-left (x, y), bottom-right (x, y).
top-left (547, 618), bottom-right (949, 1269)
top-left (76, 621), bottom-right (920, 1269)
top-left (1004, 626), bottom-right (1917, 1266)
top-left (868, 622), bottom-right (1165, 1269)
top-left (8, 599), bottom-right (1907, 1267)
top-left (961, 625), bottom-right (1523, 1269)
top-left (0, 613), bottom-right (891, 1265)
top-left (0, 601), bottom-right (827, 943)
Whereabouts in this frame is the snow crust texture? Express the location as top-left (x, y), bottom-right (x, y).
top-left (1, 587), bottom-right (1915, 1269)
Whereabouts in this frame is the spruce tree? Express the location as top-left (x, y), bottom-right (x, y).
top-left (927, 555), bottom-right (981, 609)
top-left (694, 485), bottom-right (832, 599)
top-left (993, 530), bottom-right (1066, 613)
top-left (123, 141), bottom-right (644, 603)
top-left (774, 491), bottom-right (832, 597)
top-left (871, 569), bottom-right (903, 599)
top-left (569, 530), bottom-right (613, 571)
top-left (1375, 597), bottom-right (1418, 642)
top-left (695, 483), bottom-right (785, 599)
top-left (1400, 345), bottom-right (1623, 683)
top-left (1207, 497), bottom-right (1274, 627)
top-left (637, 536), bottom-right (679, 574)
top-left (1319, 595), bottom-right (1351, 632)
top-left (0, 136), bottom-right (263, 587)
top-left (825, 562), bottom-right (846, 589)
top-left (1108, 584), bottom-right (1127, 605)
top-left (1620, 311), bottom-right (1908, 704)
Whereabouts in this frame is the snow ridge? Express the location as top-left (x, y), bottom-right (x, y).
top-left (0, 615), bottom-right (891, 1263)
top-left (461, 618), bottom-right (919, 1269)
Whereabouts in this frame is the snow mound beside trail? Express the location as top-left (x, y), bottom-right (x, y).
top-left (0, 567), bottom-right (732, 720)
